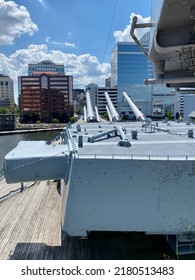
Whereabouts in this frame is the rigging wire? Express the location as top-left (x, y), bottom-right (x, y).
top-left (97, 0), bottom-right (118, 86)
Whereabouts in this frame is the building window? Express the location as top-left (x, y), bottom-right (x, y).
top-left (41, 76), bottom-right (48, 89)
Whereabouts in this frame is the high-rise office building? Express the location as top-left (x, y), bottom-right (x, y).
top-left (96, 87), bottom-right (118, 115)
top-left (111, 34), bottom-right (177, 118)
top-left (28, 60), bottom-right (65, 76)
top-left (86, 83), bottom-right (118, 116)
top-left (0, 75), bottom-right (15, 109)
top-left (111, 41), bottom-right (152, 115)
top-left (105, 77), bottom-right (111, 87)
top-left (19, 73), bottom-right (73, 123)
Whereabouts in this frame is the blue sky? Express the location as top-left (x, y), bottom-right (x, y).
top-left (0, 0), bottom-right (151, 101)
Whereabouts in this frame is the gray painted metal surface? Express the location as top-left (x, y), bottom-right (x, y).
top-left (60, 120), bottom-right (195, 237)
top-left (137, 0), bottom-right (195, 88)
top-left (61, 158), bottom-right (195, 236)
top-left (4, 141), bottom-right (70, 183)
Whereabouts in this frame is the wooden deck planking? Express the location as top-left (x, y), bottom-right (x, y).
top-left (0, 180), bottom-right (61, 259)
top-left (0, 177), bottom-right (22, 198)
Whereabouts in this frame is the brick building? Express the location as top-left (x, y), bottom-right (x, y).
top-left (18, 73), bottom-right (73, 123)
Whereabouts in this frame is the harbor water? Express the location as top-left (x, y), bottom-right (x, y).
top-left (0, 130), bottom-right (61, 177)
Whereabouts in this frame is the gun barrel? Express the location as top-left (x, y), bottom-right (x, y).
top-left (105, 92), bottom-right (121, 122)
top-left (123, 92), bottom-right (146, 122)
top-left (106, 106), bottom-right (112, 122)
top-left (86, 91), bottom-right (97, 122)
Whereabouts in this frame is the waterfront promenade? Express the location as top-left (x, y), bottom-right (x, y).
top-left (0, 123), bottom-right (65, 135)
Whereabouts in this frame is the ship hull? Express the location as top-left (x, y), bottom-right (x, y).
top-left (61, 158), bottom-right (195, 237)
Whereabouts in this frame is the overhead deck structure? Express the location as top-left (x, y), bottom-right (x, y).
top-left (131, 0), bottom-right (195, 88)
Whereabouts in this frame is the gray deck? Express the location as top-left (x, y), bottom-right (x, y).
top-left (73, 121), bottom-right (195, 158)
top-left (0, 180), bottom-right (194, 260)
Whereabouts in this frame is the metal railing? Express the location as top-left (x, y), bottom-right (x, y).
top-left (0, 181), bottom-right (36, 202)
top-left (74, 154), bottom-right (195, 161)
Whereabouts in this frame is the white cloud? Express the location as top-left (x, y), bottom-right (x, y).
top-left (46, 37), bottom-right (77, 48)
top-left (64, 42), bottom-right (76, 48)
top-left (113, 13), bottom-right (151, 42)
top-left (0, 1), bottom-right (38, 45)
top-left (37, 0), bottom-right (47, 8)
top-left (0, 44), bottom-right (111, 101)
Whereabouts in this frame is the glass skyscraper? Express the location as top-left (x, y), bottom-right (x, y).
top-left (111, 41), bottom-right (153, 115)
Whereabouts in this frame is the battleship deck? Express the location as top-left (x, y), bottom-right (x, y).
top-left (0, 179), bottom-right (187, 260)
top-left (72, 121), bottom-right (195, 159)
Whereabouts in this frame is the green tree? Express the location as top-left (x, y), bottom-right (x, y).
top-left (75, 106), bottom-right (82, 115)
top-left (165, 111), bottom-right (172, 120)
top-left (102, 112), bottom-right (109, 120)
top-left (0, 107), bottom-right (10, 114)
top-left (70, 116), bottom-right (78, 123)
top-left (121, 114), bottom-right (129, 120)
top-left (14, 105), bottom-right (20, 117)
top-left (52, 118), bottom-right (60, 123)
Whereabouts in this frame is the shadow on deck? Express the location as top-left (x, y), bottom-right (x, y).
top-left (9, 231), bottom-right (177, 260)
